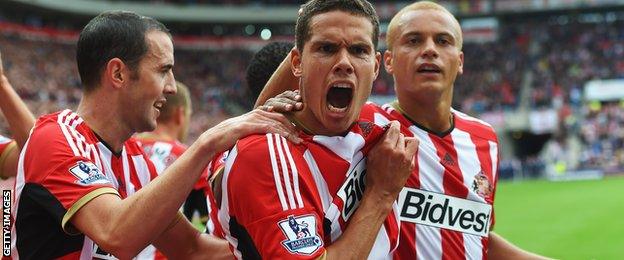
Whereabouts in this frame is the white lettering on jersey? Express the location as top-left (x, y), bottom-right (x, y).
top-left (398, 187), bottom-right (492, 237)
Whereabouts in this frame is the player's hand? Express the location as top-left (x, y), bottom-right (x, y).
top-left (200, 109), bottom-right (302, 154)
top-left (366, 121), bottom-right (418, 201)
top-left (257, 90), bottom-right (303, 113)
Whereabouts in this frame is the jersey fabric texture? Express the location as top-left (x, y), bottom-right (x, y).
top-left (0, 135), bottom-right (17, 179)
top-left (360, 102), bottom-right (499, 260)
top-left (217, 120), bottom-right (400, 260)
top-left (11, 110), bottom-right (158, 259)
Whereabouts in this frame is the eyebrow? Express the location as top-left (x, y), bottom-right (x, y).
top-left (161, 64), bottom-right (174, 71)
top-left (403, 31), bottom-right (456, 40)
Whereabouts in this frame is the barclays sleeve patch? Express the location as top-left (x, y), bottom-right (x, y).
top-left (278, 214), bottom-right (323, 255)
top-left (69, 161), bottom-right (110, 186)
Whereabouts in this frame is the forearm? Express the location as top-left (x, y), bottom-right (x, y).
top-left (0, 75), bottom-right (36, 147)
top-left (254, 53), bottom-right (298, 108)
top-left (154, 216), bottom-right (232, 260)
top-left (325, 190), bottom-right (395, 260)
top-left (488, 232), bottom-right (548, 260)
top-left (78, 135), bottom-right (217, 258)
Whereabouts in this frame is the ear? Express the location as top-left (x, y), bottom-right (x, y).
top-left (174, 107), bottom-right (185, 125)
top-left (457, 51), bottom-right (464, 75)
top-left (291, 48), bottom-right (303, 78)
top-left (383, 50), bottom-right (394, 74)
top-left (373, 51), bottom-right (381, 80)
top-left (104, 58), bottom-right (128, 89)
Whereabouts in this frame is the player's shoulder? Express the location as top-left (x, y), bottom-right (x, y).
top-left (28, 110), bottom-right (89, 153)
top-left (125, 137), bottom-right (150, 156)
top-left (452, 108), bottom-right (498, 142)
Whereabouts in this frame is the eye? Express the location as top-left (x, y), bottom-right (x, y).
top-left (319, 44), bottom-right (336, 53)
top-left (437, 37), bottom-right (451, 46)
top-left (350, 46), bottom-right (369, 56)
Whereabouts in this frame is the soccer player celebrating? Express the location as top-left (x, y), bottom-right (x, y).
top-left (259, 1), bottom-right (547, 259)
top-left (11, 11), bottom-right (299, 259)
top-left (216, 0), bottom-right (418, 259)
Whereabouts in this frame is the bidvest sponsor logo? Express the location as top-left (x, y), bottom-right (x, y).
top-left (336, 158), bottom-right (367, 221)
top-left (398, 187), bottom-right (492, 237)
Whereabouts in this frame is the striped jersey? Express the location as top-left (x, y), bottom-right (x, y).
top-left (360, 102), bottom-right (499, 260)
top-left (11, 110), bottom-right (158, 259)
top-left (217, 121), bottom-right (400, 259)
top-left (0, 135), bottom-right (17, 178)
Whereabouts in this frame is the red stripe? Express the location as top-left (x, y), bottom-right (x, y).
top-left (481, 235), bottom-right (489, 260)
top-left (110, 155), bottom-right (127, 198)
top-left (383, 208), bottom-right (400, 249)
top-left (394, 222), bottom-right (417, 259)
top-left (430, 134), bottom-right (467, 260)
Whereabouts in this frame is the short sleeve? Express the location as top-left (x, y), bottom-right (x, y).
top-left (222, 135), bottom-right (326, 259)
top-left (21, 123), bottom-right (119, 234)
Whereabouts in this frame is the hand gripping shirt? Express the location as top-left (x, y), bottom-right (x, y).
top-left (217, 121), bottom-right (400, 259)
top-left (360, 102), bottom-right (499, 260)
top-left (11, 110), bottom-right (158, 259)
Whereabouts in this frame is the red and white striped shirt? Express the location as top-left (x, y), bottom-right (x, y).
top-left (217, 121), bottom-right (400, 259)
top-left (361, 102), bottom-right (499, 260)
top-left (11, 109), bottom-right (158, 259)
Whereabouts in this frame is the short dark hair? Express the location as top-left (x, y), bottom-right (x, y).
top-left (76, 11), bottom-right (170, 92)
top-left (245, 41), bottom-right (295, 103)
top-left (295, 0), bottom-right (379, 51)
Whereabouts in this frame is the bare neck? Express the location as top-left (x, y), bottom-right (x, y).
top-left (396, 90), bottom-right (453, 134)
top-left (76, 92), bottom-right (131, 153)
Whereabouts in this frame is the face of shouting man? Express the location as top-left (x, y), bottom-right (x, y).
top-left (291, 9), bottom-right (380, 136)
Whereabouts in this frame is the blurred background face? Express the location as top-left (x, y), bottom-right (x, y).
top-left (292, 10), bottom-right (379, 136)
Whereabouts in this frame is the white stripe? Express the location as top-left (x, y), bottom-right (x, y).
top-left (368, 226), bottom-right (392, 260)
top-left (57, 110), bottom-right (80, 156)
top-left (97, 143), bottom-right (118, 189)
top-left (326, 203), bottom-right (342, 242)
top-left (132, 155), bottom-right (152, 187)
top-left (266, 134), bottom-right (288, 210)
top-left (489, 141), bottom-right (498, 179)
top-left (410, 127), bottom-right (444, 260)
top-left (280, 136), bottom-right (304, 208)
top-left (89, 143), bottom-right (104, 176)
top-left (410, 126), bottom-right (445, 193)
top-left (416, 225), bottom-right (443, 260)
top-left (373, 112), bottom-right (391, 127)
top-left (303, 150), bottom-right (331, 211)
top-left (451, 128), bottom-right (487, 202)
top-left (80, 238), bottom-right (94, 260)
top-left (463, 233), bottom-right (484, 260)
top-left (274, 135), bottom-right (297, 209)
top-left (219, 146), bottom-right (243, 259)
top-left (121, 148), bottom-right (134, 196)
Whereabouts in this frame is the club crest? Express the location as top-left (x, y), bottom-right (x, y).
top-left (472, 171), bottom-right (493, 198)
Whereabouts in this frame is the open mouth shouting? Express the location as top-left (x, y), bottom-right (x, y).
top-left (326, 83), bottom-right (353, 114)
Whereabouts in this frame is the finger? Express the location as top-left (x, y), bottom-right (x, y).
top-left (255, 110), bottom-right (297, 132)
top-left (395, 133), bottom-right (405, 151)
top-left (276, 90), bottom-right (301, 101)
top-left (384, 121), bottom-right (401, 144)
top-left (404, 137), bottom-right (419, 158)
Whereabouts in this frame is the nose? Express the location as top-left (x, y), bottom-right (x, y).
top-left (421, 38), bottom-right (439, 59)
top-left (333, 48), bottom-right (354, 76)
top-left (164, 71), bottom-right (176, 95)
